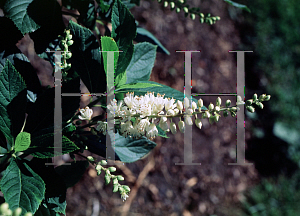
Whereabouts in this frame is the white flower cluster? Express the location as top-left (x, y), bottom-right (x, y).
top-left (97, 92), bottom-right (204, 140)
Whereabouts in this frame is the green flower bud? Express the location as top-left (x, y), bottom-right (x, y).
top-left (205, 111), bottom-right (210, 118)
top-left (67, 34), bottom-right (72, 40)
top-left (113, 178), bottom-right (118, 185)
top-left (24, 213), bottom-right (33, 216)
top-left (108, 167), bottom-right (116, 172)
top-left (96, 164), bottom-right (101, 171)
top-left (178, 120), bottom-right (185, 133)
top-left (105, 174), bottom-right (110, 185)
top-left (97, 169), bottom-right (101, 175)
top-left (87, 156), bottom-right (94, 162)
top-left (67, 40), bottom-right (74, 46)
top-left (264, 95), bottom-right (271, 101)
top-left (200, 17), bottom-right (204, 23)
top-left (123, 185), bottom-right (131, 192)
top-left (215, 106), bottom-right (220, 112)
top-left (197, 99), bottom-right (203, 109)
top-left (253, 93), bottom-right (258, 101)
top-left (231, 111), bottom-right (237, 117)
top-left (0, 203), bottom-right (9, 212)
top-left (208, 103), bottom-right (214, 111)
top-left (176, 7), bottom-right (181, 13)
top-left (61, 40), bottom-right (66, 46)
top-left (179, 0), bottom-right (184, 3)
top-left (246, 99), bottom-right (253, 106)
top-left (223, 110), bottom-right (228, 117)
top-left (225, 100), bottom-right (231, 107)
top-left (231, 107), bottom-right (237, 112)
top-left (208, 18), bottom-right (213, 25)
top-left (200, 13), bottom-right (204, 18)
top-left (117, 175), bottom-right (124, 181)
top-left (259, 94), bottom-right (266, 101)
top-left (170, 122), bottom-right (177, 134)
top-left (257, 102), bottom-right (264, 109)
top-left (12, 207), bottom-right (22, 216)
top-left (191, 101), bottom-right (197, 110)
top-left (100, 160), bottom-right (107, 165)
top-left (216, 16), bottom-right (220, 20)
top-left (113, 185), bottom-right (119, 192)
top-left (119, 187), bottom-right (124, 193)
top-left (66, 52), bottom-right (72, 59)
top-left (183, 7), bottom-right (188, 13)
top-left (164, 1), bottom-right (168, 7)
top-left (214, 114), bottom-right (220, 122)
top-left (191, 14), bottom-right (196, 20)
top-left (246, 106), bottom-right (255, 113)
top-left (216, 97), bottom-right (222, 106)
top-left (195, 119), bottom-right (202, 129)
top-left (170, 2), bottom-right (175, 8)
top-left (6, 209), bottom-right (12, 215)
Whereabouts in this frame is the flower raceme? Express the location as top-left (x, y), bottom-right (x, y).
top-left (95, 92), bottom-right (271, 140)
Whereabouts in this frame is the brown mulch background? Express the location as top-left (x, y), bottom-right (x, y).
top-left (66, 1), bottom-right (261, 215)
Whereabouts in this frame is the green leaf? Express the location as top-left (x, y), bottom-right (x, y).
top-left (111, 132), bottom-right (156, 163)
top-left (68, 20), bottom-right (106, 94)
top-left (156, 125), bottom-right (169, 138)
top-left (125, 42), bottom-right (157, 84)
top-left (135, 27), bottom-right (170, 55)
top-left (3, 0), bottom-right (40, 35)
top-left (115, 80), bottom-right (201, 104)
top-left (25, 134), bottom-right (79, 158)
top-left (0, 60), bottom-right (26, 145)
top-left (224, 0), bottom-right (251, 13)
top-left (14, 132), bottom-right (31, 152)
top-left (34, 204), bottom-right (59, 216)
top-left (101, 36), bottom-right (119, 75)
top-left (111, 0), bottom-right (137, 77)
top-left (116, 81), bottom-right (161, 91)
top-left (0, 158), bottom-right (45, 215)
top-left (55, 160), bottom-right (89, 188)
top-left (46, 197), bottom-right (66, 215)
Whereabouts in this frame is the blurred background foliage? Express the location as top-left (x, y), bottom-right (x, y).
top-left (235, 0), bottom-right (300, 214)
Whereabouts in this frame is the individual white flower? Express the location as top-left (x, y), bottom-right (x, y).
top-left (143, 92), bottom-right (156, 107)
top-left (152, 93), bottom-right (166, 114)
top-left (186, 108), bottom-right (193, 115)
top-left (164, 97), bottom-right (176, 111)
top-left (79, 106), bottom-right (93, 120)
top-left (121, 192), bottom-right (129, 202)
top-left (139, 104), bottom-right (152, 118)
top-left (176, 100), bottom-right (183, 111)
top-left (198, 99), bottom-right (203, 109)
top-left (107, 99), bottom-right (122, 115)
top-left (124, 92), bottom-right (136, 109)
top-left (96, 121), bottom-right (107, 135)
top-left (195, 119), bottom-right (202, 129)
top-left (120, 121), bottom-right (134, 138)
top-left (146, 123), bottom-right (158, 140)
top-left (135, 118), bottom-right (150, 134)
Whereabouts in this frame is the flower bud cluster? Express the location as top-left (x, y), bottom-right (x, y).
top-left (245, 93), bottom-right (271, 113)
top-left (87, 157), bottom-right (130, 202)
top-left (156, 0), bottom-right (220, 25)
top-left (95, 92), bottom-right (271, 140)
top-left (0, 202), bottom-right (32, 216)
top-left (58, 29), bottom-right (73, 81)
